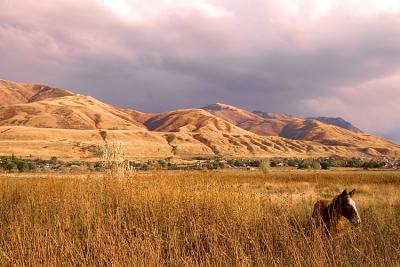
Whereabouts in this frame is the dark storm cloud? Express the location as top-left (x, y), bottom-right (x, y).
top-left (1, 0), bottom-right (400, 142)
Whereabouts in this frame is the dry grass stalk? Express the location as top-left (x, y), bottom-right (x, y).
top-left (98, 142), bottom-right (129, 178)
top-left (0, 170), bottom-right (399, 266)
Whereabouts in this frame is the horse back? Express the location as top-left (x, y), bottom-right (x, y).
top-left (307, 199), bottom-right (331, 235)
top-left (312, 199), bottom-right (330, 219)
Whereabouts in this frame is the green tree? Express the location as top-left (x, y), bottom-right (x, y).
top-left (5, 161), bottom-right (17, 172)
top-left (287, 159), bottom-right (297, 167)
top-left (298, 161), bottom-right (310, 169)
top-left (27, 162), bottom-right (36, 171)
top-left (50, 156), bottom-right (58, 164)
top-left (320, 161), bottom-right (330, 170)
top-left (16, 160), bottom-right (30, 172)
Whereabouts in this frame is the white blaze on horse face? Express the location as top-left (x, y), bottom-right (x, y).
top-left (349, 198), bottom-right (361, 224)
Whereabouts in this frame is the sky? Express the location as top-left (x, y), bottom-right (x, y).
top-left (0, 0), bottom-right (400, 143)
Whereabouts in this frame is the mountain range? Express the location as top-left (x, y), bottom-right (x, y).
top-left (0, 79), bottom-right (399, 160)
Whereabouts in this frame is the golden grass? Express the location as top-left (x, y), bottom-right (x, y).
top-left (0, 170), bottom-right (399, 266)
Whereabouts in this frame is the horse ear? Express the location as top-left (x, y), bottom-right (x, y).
top-left (349, 189), bottom-right (356, 197)
top-left (341, 189), bottom-right (347, 196)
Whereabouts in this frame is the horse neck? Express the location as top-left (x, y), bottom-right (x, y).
top-left (325, 196), bottom-right (343, 229)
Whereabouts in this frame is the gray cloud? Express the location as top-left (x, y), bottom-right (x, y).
top-left (1, 0), bottom-right (400, 142)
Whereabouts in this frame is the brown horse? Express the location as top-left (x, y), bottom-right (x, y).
top-left (311, 189), bottom-right (361, 234)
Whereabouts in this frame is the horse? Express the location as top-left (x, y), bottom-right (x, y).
top-left (311, 189), bottom-right (361, 235)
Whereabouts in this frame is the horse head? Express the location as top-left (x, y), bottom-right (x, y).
top-left (337, 189), bottom-right (361, 226)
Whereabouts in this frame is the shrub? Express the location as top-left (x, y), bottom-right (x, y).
top-left (312, 161), bottom-right (321, 170)
top-left (97, 142), bottom-right (128, 177)
top-left (259, 159), bottom-right (270, 175)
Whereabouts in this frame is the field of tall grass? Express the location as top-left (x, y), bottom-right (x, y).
top-left (0, 170), bottom-right (399, 266)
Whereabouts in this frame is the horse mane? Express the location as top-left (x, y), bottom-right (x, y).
top-left (328, 193), bottom-right (341, 208)
top-left (323, 193), bottom-right (343, 230)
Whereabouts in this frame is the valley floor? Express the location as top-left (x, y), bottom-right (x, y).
top-left (0, 170), bottom-right (399, 266)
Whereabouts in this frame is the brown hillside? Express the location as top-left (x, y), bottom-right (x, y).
top-left (280, 119), bottom-right (399, 156)
top-left (3, 125), bottom-right (390, 160)
top-left (203, 103), bottom-right (282, 136)
top-left (203, 103), bottom-right (303, 136)
top-left (0, 80), bottom-right (42, 105)
top-left (29, 86), bottom-right (75, 102)
top-left (0, 80), bottom-right (75, 105)
top-left (145, 108), bottom-right (250, 134)
top-left (203, 103), bottom-right (399, 156)
top-left (0, 95), bottom-right (145, 130)
top-left (203, 103), bottom-right (265, 125)
top-left (0, 80), bottom-right (399, 159)
top-left (253, 110), bottom-right (296, 120)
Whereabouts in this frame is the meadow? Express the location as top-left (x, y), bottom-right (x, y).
top-left (0, 169), bottom-right (399, 266)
